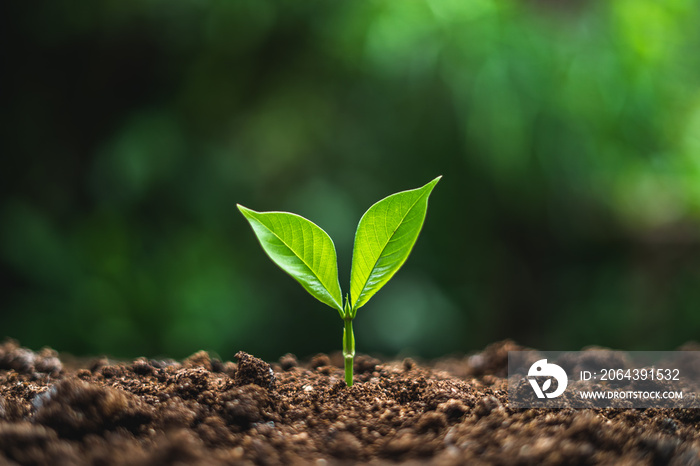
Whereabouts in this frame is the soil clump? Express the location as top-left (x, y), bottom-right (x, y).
top-left (0, 339), bottom-right (699, 465)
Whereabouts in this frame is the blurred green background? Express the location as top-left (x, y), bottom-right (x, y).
top-left (2, 0), bottom-right (700, 362)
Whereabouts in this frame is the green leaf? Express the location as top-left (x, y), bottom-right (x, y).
top-left (350, 176), bottom-right (441, 311)
top-left (238, 205), bottom-right (343, 312)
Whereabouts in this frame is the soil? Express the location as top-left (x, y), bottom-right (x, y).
top-left (1, 339), bottom-right (700, 465)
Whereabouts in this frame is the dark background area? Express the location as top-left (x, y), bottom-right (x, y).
top-left (2, 0), bottom-right (700, 362)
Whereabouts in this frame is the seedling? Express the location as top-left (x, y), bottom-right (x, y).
top-left (237, 176), bottom-right (441, 386)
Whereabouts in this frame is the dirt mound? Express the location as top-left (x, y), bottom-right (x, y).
top-left (1, 339), bottom-right (699, 465)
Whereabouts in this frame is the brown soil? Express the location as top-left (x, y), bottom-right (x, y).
top-left (1, 339), bottom-right (700, 465)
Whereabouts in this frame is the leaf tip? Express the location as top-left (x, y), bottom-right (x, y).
top-left (422, 175), bottom-right (442, 193)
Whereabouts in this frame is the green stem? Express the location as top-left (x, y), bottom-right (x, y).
top-left (343, 317), bottom-right (355, 387)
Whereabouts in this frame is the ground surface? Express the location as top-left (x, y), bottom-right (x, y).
top-left (1, 339), bottom-right (700, 465)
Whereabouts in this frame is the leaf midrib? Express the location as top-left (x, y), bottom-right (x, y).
top-left (258, 214), bottom-right (342, 310)
top-left (353, 191), bottom-right (428, 307)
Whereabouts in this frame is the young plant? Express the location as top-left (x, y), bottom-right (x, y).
top-left (237, 176), bottom-right (441, 386)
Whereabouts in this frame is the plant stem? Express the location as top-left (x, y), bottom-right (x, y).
top-left (343, 317), bottom-right (355, 387)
